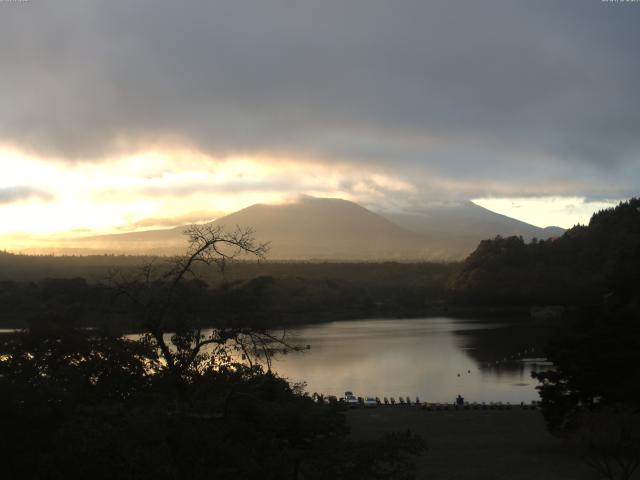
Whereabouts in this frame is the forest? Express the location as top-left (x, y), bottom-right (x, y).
top-left (450, 198), bottom-right (640, 307)
top-left (0, 256), bottom-right (456, 329)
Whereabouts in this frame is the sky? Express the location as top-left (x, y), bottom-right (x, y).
top-left (1, 0), bottom-right (639, 245)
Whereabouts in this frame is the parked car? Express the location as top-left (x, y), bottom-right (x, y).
top-left (343, 392), bottom-right (359, 408)
top-left (363, 397), bottom-right (378, 408)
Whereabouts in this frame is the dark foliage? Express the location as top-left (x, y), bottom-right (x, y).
top-left (0, 321), bottom-right (425, 480)
top-left (451, 198), bottom-right (640, 307)
top-left (0, 264), bottom-right (453, 330)
top-left (533, 306), bottom-right (640, 433)
top-left (524, 199), bottom-right (640, 434)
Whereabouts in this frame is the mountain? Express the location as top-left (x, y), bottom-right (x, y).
top-left (377, 201), bottom-right (564, 259)
top-left (18, 196), bottom-right (565, 260)
top-left (72, 196), bottom-right (430, 260)
top-left (208, 196), bottom-right (429, 260)
top-left (73, 225), bottom-right (188, 256)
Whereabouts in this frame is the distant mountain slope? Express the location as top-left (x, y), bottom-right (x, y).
top-left (378, 201), bottom-right (564, 258)
top-left (21, 197), bottom-right (564, 260)
top-left (63, 196), bottom-right (431, 260)
top-left (210, 196), bottom-right (429, 260)
top-left (541, 226), bottom-right (566, 237)
top-left (77, 225), bottom-right (188, 255)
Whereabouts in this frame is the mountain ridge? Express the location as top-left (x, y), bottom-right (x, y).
top-left (13, 196), bottom-right (565, 260)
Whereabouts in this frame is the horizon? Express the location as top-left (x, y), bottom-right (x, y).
top-left (0, 194), bottom-right (611, 259)
top-left (0, 193), bottom-right (585, 251)
top-left (1, 1), bottom-right (638, 249)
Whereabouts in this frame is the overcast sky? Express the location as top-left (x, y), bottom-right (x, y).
top-left (0, 0), bottom-right (638, 241)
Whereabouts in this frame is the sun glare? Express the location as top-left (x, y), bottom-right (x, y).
top-left (0, 147), bottom-right (418, 247)
top-left (472, 196), bottom-right (620, 229)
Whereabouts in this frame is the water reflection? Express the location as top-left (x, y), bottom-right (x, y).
top-left (271, 317), bottom-right (552, 403)
top-left (2, 318), bottom-right (552, 402)
top-left (452, 321), bottom-right (554, 377)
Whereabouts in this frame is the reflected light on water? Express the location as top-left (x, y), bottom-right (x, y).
top-left (270, 317), bottom-right (548, 403)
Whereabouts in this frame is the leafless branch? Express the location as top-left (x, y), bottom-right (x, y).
top-left (105, 223), bottom-right (283, 378)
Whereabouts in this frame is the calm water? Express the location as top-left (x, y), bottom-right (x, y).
top-left (270, 317), bottom-right (552, 403)
top-left (9, 316), bottom-right (551, 404)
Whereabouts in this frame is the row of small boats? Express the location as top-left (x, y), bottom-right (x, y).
top-left (315, 392), bottom-right (541, 410)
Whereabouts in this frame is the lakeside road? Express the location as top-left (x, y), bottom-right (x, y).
top-left (347, 408), bottom-right (595, 480)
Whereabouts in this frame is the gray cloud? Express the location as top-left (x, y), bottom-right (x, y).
top-left (0, 0), bottom-right (639, 199)
top-left (0, 186), bottom-right (53, 204)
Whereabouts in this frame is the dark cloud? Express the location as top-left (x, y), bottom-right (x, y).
top-left (0, 0), bottom-right (638, 198)
top-left (0, 186), bottom-right (52, 204)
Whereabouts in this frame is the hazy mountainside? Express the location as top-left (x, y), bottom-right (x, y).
top-left (378, 201), bottom-right (564, 258)
top-left (14, 196), bottom-right (564, 260)
top-left (30, 196), bottom-right (427, 259)
top-left (379, 201), bottom-right (563, 239)
top-left (71, 225), bottom-right (188, 256)
top-left (211, 197), bottom-right (429, 260)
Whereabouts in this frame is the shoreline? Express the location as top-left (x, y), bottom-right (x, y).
top-left (0, 306), bottom-right (550, 330)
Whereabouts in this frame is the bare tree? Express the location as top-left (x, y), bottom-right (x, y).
top-left (108, 224), bottom-right (298, 379)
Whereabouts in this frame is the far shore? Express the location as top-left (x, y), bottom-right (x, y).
top-left (0, 304), bottom-right (554, 330)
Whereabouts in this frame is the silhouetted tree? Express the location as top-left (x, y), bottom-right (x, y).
top-left (0, 224), bottom-right (426, 479)
top-left (529, 199), bottom-right (640, 478)
top-left (451, 198), bottom-right (640, 307)
top-left (107, 224), bottom-right (301, 378)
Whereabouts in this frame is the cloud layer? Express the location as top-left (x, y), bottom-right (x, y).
top-left (0, 0), bottom-right (638, 205)
top-left (0, 186), bottom-right (52, 204)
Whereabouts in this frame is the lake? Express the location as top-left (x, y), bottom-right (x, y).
top-left (270, 317), bottom-right (552, 403)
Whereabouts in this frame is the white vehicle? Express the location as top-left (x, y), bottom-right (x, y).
top-left (363, 397), bottom-right (378, 408)
top-left (343, 391), bottom-right (359, 408)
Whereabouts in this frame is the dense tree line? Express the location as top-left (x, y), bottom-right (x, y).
top-left (450, 198), bottom-right (640, 307)
top-left (0, 250), bottom-right (455, 284)
top-left (0, 273), bottom-right (452, 330)
top-left (529, 199), bottom-right (640, 425)
top-left (1, 248), bottom-right (456, 329)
